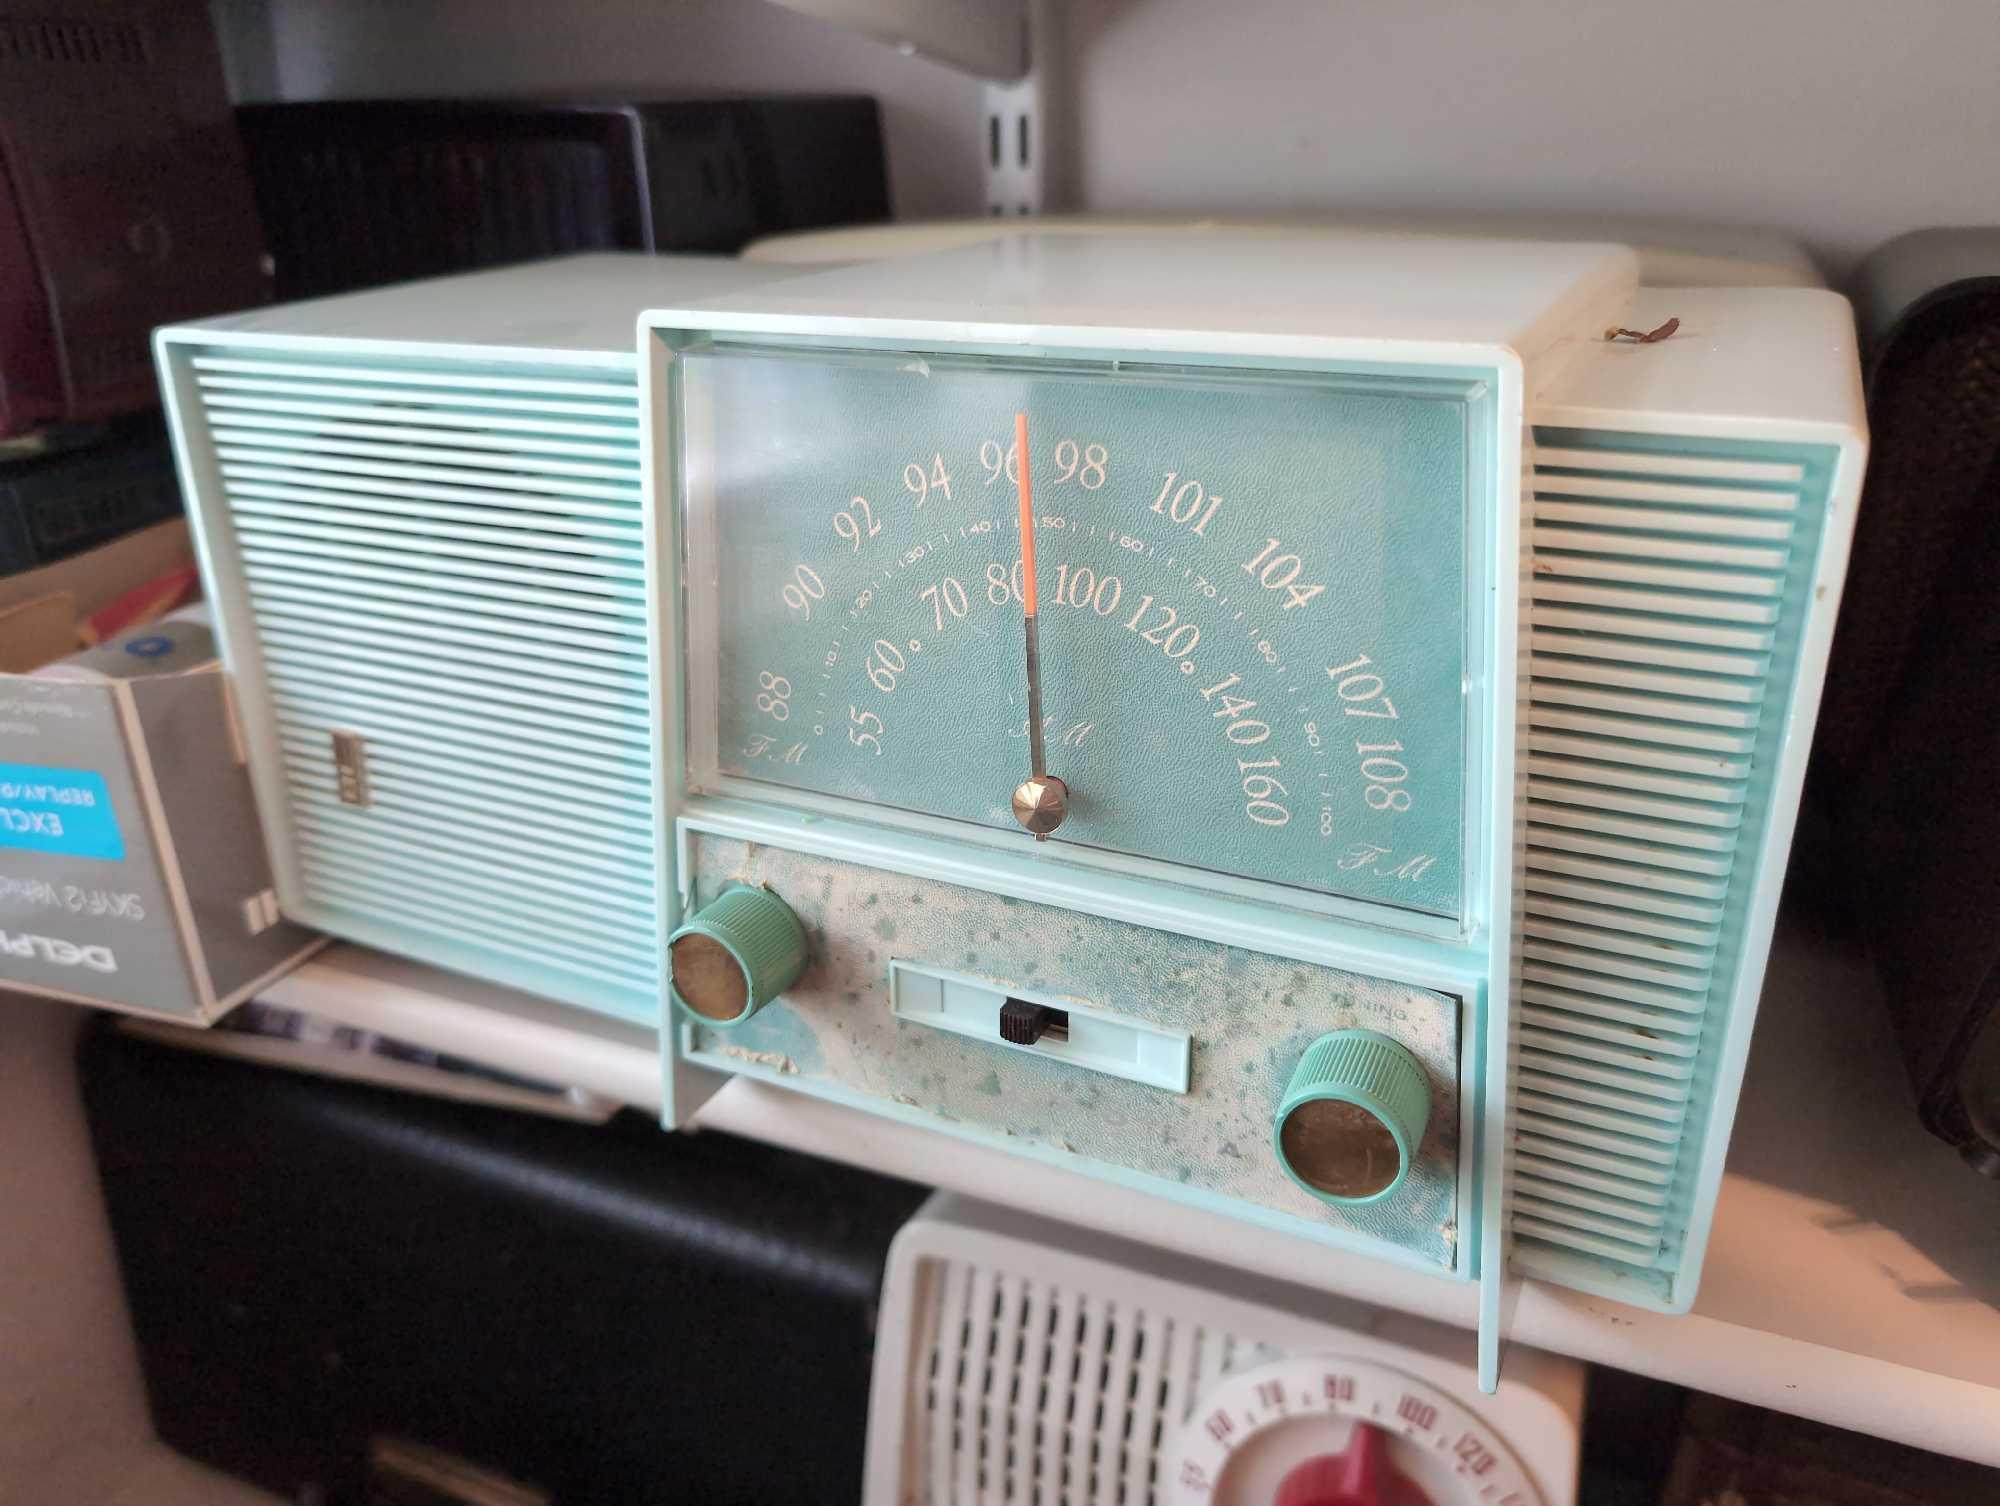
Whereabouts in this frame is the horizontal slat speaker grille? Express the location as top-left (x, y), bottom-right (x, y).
top-left (1511, 429), bottom-right (1833, 1282)
top-left (179, 344), bottom-right (657, 1021)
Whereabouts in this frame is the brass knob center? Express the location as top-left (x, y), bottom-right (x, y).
top-left (1011, 774), bottom-right (1069, 837)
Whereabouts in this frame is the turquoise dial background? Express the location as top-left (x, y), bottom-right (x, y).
top-left (680, 346), bottom-right (1473, 918)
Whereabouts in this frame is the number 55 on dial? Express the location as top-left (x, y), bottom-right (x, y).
top-left (848, 705), bottom-right (884, 754)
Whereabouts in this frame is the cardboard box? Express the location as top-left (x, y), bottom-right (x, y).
top-left (0, 517), bottom-right (194, 672)
top-left (0, 608), bottom-right (324, 1020)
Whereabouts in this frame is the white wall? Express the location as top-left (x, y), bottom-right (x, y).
top-left (237, 0), bottom-right (2000, 281)
top-left (1062, 0), bottom-right (2000, 280)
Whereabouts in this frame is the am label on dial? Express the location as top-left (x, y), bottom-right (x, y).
top-left (679, 344), bottom-right (1481, 920)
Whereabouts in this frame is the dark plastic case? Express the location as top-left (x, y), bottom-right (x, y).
top-left (235, 97), bottom-right (892, 301)
top-left (80, 1019), bottom-right (928, 1505)
top-left (1812, 229), bottom-right (2000, 1180)
top-left (0, 3), bottom-right (269, 437)
top-left (0, 414), bottom-right (180, 576)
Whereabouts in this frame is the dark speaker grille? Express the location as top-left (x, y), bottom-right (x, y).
top-left (253, 136), bottom-right (623, 300)
top-left (0, 14), bottom-right (149, 65)
top-left (235, 99), bottom-right (888, 300)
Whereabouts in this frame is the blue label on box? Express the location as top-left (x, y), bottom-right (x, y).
top-left (0, 762), bottom-right (125, 862)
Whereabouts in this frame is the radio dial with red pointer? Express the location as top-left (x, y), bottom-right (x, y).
top-left (1166, 1355), bottom-right (1543, 1506)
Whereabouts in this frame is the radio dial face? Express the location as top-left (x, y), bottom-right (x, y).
top-left (1166, 1356), bottom-right (1543, 1506)
top-left (676, 344), bottom-right (1487, 922)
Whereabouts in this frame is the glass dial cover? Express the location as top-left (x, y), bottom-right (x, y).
top-left (678, 344), bottom-right (1482, 920)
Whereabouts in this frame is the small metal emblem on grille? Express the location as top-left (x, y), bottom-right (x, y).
top-left (332, 731), bottom-right (372, 807)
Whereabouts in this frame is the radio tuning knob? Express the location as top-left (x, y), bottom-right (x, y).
top-left (1273, 1029), bottom-right (1431, 1204)
top-left (668, 882), bottom-right (808, 1028)
top-left (1273, 1422), bottom-right (1436, 1506)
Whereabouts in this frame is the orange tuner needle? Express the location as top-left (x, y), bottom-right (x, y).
top-left (1015, 410), bottom-right (1040, 617)
top-left (1010, 410), bottom-right (1069, 840)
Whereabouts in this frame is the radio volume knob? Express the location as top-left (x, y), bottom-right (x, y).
top-left (1273, 1029), bottom-right (1430, 1204)
top-left (668, 883), bottom-right (808, 1027)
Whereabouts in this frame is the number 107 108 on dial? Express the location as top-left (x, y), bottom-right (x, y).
top-left (677, 346), bottom-right (1478, 921)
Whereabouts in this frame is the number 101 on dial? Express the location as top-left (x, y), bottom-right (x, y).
top-left (676, 342), bottom-right (1478, 923)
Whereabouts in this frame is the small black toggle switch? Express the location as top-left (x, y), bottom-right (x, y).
top-left (998, 998), bottom-right (1066, 1045)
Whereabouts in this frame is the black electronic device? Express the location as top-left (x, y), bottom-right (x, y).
top-left (0, 0), bottom-right (268, 438)
top-left (79, 1019), bottom-right (928, 1505)
top-left (1814, 228), bottom-right (2000, 1179)
top-left (235, 96), bottom-right (891, 300)
top-left (0, 414), bottom-right (180, 576)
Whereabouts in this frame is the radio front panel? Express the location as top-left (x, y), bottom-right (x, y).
top-left (676, 823), bottom-right (1470, 1272)
top-left (678, 343), bottom-right (1499, 929)
top-left (653, 303), bottom-right (1519, 1312)
top-left (639, 243), bottom-right (1866, 1384)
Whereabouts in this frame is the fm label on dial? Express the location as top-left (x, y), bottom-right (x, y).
top-left (680, 344), bottom-right (1478, 919)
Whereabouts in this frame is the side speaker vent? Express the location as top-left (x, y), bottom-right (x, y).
top-left (908, 1255), bottom-right (1272, 1506)
top-left (1511, 430), bottom-right (1835, 1298)
top-left (173, 346), bottom-right (658, 1021)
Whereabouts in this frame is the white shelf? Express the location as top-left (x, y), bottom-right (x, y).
top-left (257, 906), bottom-right (2000, 1467)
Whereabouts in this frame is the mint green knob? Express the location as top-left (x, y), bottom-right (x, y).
top-left (668, 882), bottom-right (808, 1027)
top-left (1273, 1029), bottom-right (1430, 1205)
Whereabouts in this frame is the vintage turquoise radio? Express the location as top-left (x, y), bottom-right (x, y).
top-left (645, 231), bottom-right (1865, 1379)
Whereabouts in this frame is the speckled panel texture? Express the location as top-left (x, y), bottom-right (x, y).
top-left (682, 834), bottom-right (1460, 1268)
